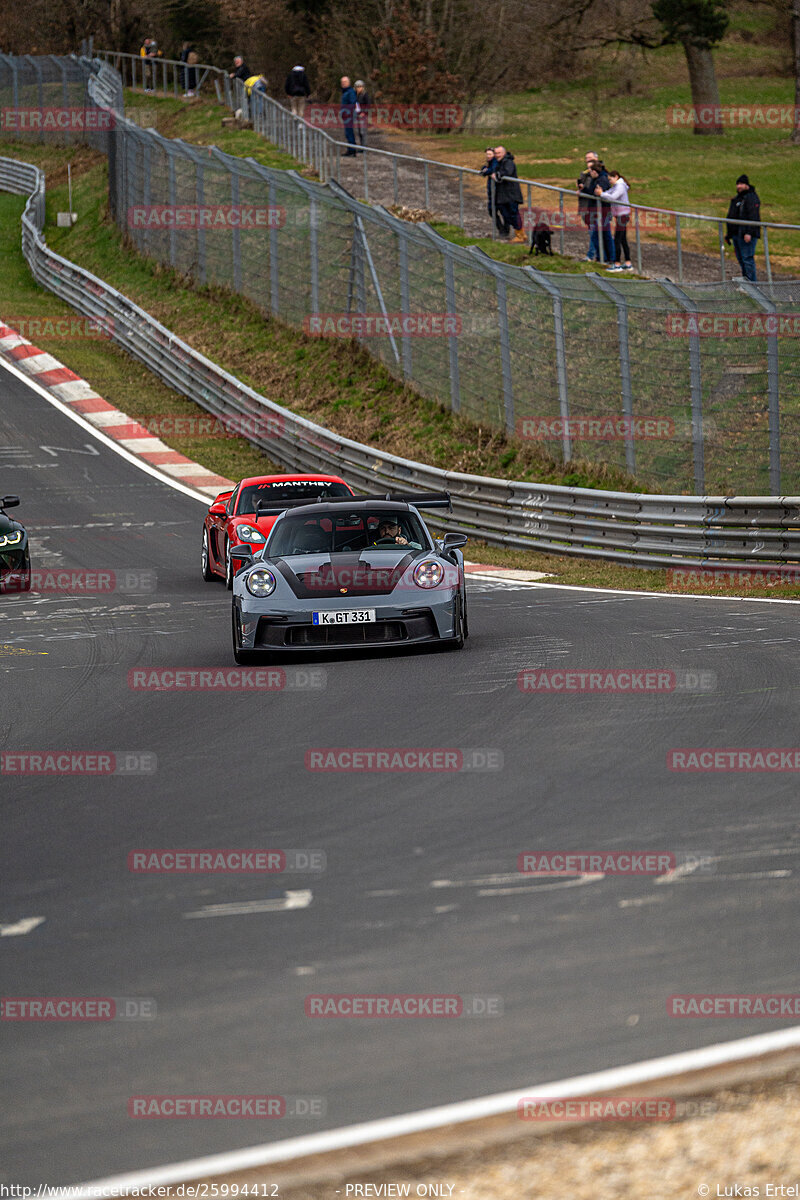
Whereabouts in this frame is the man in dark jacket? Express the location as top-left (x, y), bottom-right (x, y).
top-left (353, 80), bottom-right (370, 151)
top-left (493, 146), bottom-right (525, 242)
top-left (480, 148), bottom-right (498, 226)
top-left (582, 161), bottom-right (613, 264)
top-left (725, 174), bottom-right (761, 282)
top-left (285, 65), bottom-right (311, 118)
top-left (576, 150), bottom-right (599, 258)
top-left (340, 75), bottom-right (357, 156)
top-left (229, 56), bottom-right (250, 83)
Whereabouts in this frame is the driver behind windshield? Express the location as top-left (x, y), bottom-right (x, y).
top-left (371, 518), bottom-right (423, 550)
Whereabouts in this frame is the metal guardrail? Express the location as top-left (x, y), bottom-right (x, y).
top-left (93, 48), bottom-right (800, 285)
top-left (3, 149), bottom-right (800, 572)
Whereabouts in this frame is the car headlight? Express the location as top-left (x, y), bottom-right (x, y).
top-left (413, 560), bottom-right (444, 589)
top-left (236, 525), bottom-right (266, 543)
top-left (0, 532), bottom-right (22, 548)
top-left (246, 568), bottom-right (276, 598)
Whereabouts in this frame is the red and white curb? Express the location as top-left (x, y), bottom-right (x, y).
top-left (0, 322), bottom-right (233, 498)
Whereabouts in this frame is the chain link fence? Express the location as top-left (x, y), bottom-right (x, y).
top-left (1, 54), bottom-right (800, 497)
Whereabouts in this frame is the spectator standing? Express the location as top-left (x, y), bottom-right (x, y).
top-left (139, 38), bottom-right (161, 94)
top-left (340, 75), bottom-right (357, 156)
top-left (480, 148), bottom-right (498, 225)
top-left (354, 80), bottom-right (370, 152)
top-left (244, 74), bottom-right (268, 96)
top-left (582, 161), bottom-right (613, 264)
top-left (229, 56), bottom-right (250, 82)
top-left (725, 174), bottom-right (761, 282)
top-left (595, 170), bottom-right (632, 271)
top-left (285, 65), bottom-right (311, 117)
top-left (493, 145), bottom-right (525, 242)
top-left (179, 43), bottom-right (198, 97)
top-left (576, 150), bottom-right (599, 259)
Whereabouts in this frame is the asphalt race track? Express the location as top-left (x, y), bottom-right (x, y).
top-left (1, 360), bottom-right (799, 1185)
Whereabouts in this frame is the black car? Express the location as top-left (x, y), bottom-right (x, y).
top-left (231, 492), bottom-right (469, 662)
top-left (0, 495), bottom-right (31, 593)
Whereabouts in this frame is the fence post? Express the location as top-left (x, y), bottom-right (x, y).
top-left (397, 226), bottom-right (413, 382)
top-left (738, 281), bottom-right (780, 495)
top-left (495, 271), bottom-right (514, 435)
top-left (269, 180), bottom-right (280, 315)
top-left (659, 280), bottom-right (705, 494)
top-left (230, 167), bottom-right (242, 291)
top-left (675, 213), bottom-right (683, 284)
top-left (635, 207), bottom-right (642, 275)
top-left (195, 158), bottom-right (206, 285)
top-left (526, 267), bottom-right (571, 463)
top-left (458, 169), bottom-right (464, 230)
top-left (558, 190), bottom-right (565, 256)
top-left (588, 275), bottom-right (636, 475)
top-left (167, 152), bottom-right (176, 268)
top-left (718, 220), bottom-right (726, 280)
top-left (762, 226), bottom-right (772, 285)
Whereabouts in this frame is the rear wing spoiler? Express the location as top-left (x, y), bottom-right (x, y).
top-left (255, 491), bottom-right (452, 517)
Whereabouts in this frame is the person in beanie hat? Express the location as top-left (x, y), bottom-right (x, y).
top-left (725, 174), bottom-right (761, 282)
top-left (285, 65), bottom-right (311, 117)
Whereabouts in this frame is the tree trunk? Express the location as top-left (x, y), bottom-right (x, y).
top-left (792, 0), bottom-right (800, 144)
top-left (682, 39), bottom-right (723, 134)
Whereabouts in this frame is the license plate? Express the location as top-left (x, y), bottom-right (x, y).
top-left (312, 609), bottom-right (376, 625)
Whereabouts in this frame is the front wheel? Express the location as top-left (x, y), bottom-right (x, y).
top-left (201, 528), bottom-right (215, 581)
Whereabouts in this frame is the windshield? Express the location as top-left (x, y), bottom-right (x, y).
top-left (236, 480), bottom-right (351, 514)
top-left (267, 510), bottom-right (430, 556)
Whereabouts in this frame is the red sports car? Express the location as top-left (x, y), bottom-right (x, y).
top-left (201, 474), bottom-right (354, 588)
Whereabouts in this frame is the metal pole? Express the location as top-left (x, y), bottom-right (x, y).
top-left (309, 195), bottom-right (319, 316)
top-left (424, 160), bottom-right (430, 212)
top-left (231, 168), bottom-right (241, 291)
top-left (526, 268), bottom-right (571, 462)
top-left (737, 281), bottom-right (780, 494)
top-left (196, 160), bottom-right (206, 285)
top-left (559, 190), bottom-right (565, 256)
top-left (718, 220), bottom-right (726, 280)
top-left (635, 207), bottom-right (642, 275)
top-left (660, 280), bottom-right (704, 494)
top-left (269, 180), bottom-right (280, 315)
top-left (459, 169), bottom-right (464, 230)
top-left (443, 249), bottom-right (460, 413)
top-left (589, 275), bottom-right (635, 475)
top-left (676, 213), bottom-right (683, 284)
top-left (398, 228), bottom-right (413, 381)
top-left (393, 156), bottom-right (398, 206)
top-left (762, 226), bottom-right (772, 285)
top-left (596, 196), bottom-right (604, 264)
top-left (168, 152), bottom-right (177, 268)
top-left (495, 272), bottom-right (515, 436)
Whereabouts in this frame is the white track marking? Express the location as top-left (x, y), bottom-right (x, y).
top-left (478, 873), bottom-right (605, 896)
top-left (0, 916), bottom-right (45, 937)
top-left (0, 356), bottom-right (209, 505)
top-left (183, 891), bottom-right (313, 919)
top-left (76, 1026), bottom-right (800, 1195)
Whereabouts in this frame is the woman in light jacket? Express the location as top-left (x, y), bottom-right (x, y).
top-left (595, 171), bottom-right (632, 271)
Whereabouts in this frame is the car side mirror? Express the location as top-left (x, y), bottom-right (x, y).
top-left (208, 502), bottom-right (227, 515)
top-left (1, 495), bottom-right (20, 508)
top-left (231, 544), bottom-right (254, 562)
top-left (442, 532), bottom-right (468, 550)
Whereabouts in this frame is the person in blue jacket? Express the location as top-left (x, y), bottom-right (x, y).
top-left (340, 76), bottom-right (357, 156)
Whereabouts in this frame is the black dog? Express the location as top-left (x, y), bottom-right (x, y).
top-left (529, 222), bottom-right (553, 255)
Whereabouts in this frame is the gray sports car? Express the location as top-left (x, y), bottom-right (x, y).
top-left (230, 492), bottom-right (468, 662)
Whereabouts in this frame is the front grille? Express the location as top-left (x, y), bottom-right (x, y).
top-left (286, 621), bottom-right (407, 646)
